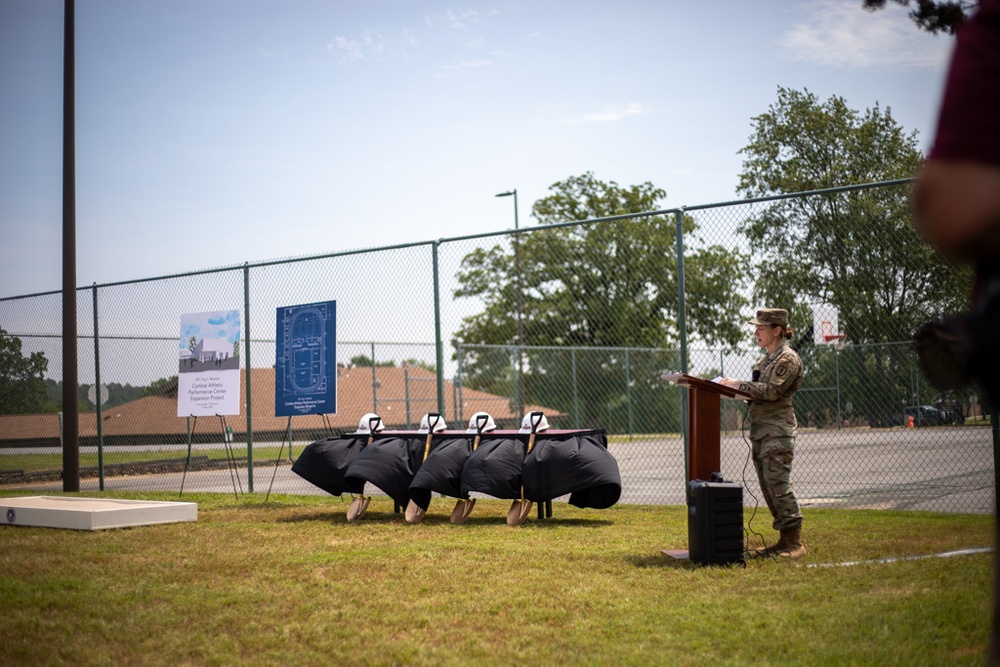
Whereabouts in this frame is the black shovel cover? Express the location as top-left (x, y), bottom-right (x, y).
top-left (408, 434), bottom-right (476, 510)
top-left (344, 434), bottom-right (426, 507)
top-left (521, 430), bottom-right (621, 509)
top-left (291, 434), bottom-right (369, 496)
top-left (459, 434), bottom-right (527, 500)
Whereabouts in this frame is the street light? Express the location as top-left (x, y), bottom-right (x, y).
top-left (496, 189), bottom-right (524, 417)
top-left (495, 189), bottom-right (519, 229)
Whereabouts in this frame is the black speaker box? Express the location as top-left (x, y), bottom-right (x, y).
top-left (687, 479), bottom-right (744, 566)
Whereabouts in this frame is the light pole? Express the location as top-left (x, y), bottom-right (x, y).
top-left (496, 189), bottom-right (524, 419)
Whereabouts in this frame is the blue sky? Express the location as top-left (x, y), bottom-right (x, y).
top-left (0, 0), bottom-right (952, 298)
top-left (178, 309), bottom-right (241, 351)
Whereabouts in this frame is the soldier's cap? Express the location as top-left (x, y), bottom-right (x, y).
top-left (748, 308), bottom-right (788, 327)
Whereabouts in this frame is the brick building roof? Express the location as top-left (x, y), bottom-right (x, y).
top-left (0, 365), bottom-right (562, 445)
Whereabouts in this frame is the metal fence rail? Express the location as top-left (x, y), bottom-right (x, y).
top-left (0, 179), bottom-right (993, 513)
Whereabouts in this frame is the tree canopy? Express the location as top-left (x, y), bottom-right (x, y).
top-left (452, 172), bottom-right (748, 429)
top-left (861, 0), bottom-right (976, 34)
top-left (0, 328), bottom-right (49, 415)
top-left (738, 86), bottom-right (972, 345)
top-left (455, 172), bottom-right (747, 351)
top-left (738, 87), bottom-right (974, 424)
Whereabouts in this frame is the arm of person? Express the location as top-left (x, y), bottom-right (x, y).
top-left (913, 160), bottom-right (1000, 263)
top-left (720, 358), bottom-right (799, 402)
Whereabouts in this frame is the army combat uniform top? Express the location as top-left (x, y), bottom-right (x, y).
top-left (738, 341), bottom-right (804, 440)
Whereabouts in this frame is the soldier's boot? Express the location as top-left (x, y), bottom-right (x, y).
top-left (751, 531), bottom-right (788, 557)
top-left (777, 526), bottom-right (806, 559)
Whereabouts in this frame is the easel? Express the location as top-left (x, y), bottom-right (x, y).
top-left (266, 414), bottom-right (336, 501)
top-left (179, 414), bottom-right (242, 499)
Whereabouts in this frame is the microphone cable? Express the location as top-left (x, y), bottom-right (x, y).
top-left (738, 403), bottom-right (770, 556)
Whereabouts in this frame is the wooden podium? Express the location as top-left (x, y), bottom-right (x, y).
top-left (662, 373), bottom-right (752, 482)
top-left (661, 373), bottom-right (752, 562)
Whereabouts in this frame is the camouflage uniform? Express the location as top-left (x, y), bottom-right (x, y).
top-left (737, 313), bottom-right (804, 532)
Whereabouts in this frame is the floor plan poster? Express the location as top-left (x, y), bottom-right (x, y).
top-left (176, 310), bottom-right (242, 417)
top-left (275, 301), bottom-right (337, 417)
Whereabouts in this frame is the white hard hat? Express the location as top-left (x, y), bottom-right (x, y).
top-left (466, 411), bottom-right (497, 434)
top-left (418, 413), bottom-right (446, 434)
top-left (519, 411), bottom-right (549, 434)
top-left (355, 413), bottom-right (384, 434)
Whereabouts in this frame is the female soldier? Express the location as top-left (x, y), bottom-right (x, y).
top-left (720, 308), bottom-right (805, 558)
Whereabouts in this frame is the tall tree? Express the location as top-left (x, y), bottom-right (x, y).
top-left (738, 87), bottom-right (971, 341)
top-left (0, 328), bottom-right (49, 414)
top-left (453, 172), bottom-right (748, 429)
top-left (862, 0), bottom-right (977, 34)
top-left (738, 87), bottom-right (973, 423)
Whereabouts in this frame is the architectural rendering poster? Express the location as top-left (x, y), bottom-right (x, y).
top-left (177, 310), bottom-right (242, 417)
top-left (275, 300), bottom-right (337, 417)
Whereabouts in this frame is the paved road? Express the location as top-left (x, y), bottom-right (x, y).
top-left (4, 426), bottom-right (994, 514)
top-left (611, 426), bottom-right (995, 514)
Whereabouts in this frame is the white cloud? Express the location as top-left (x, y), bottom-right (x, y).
top-left (560, 102), bottom-right (649, 124)
top-left (328, 36), bottom-right (363, 61)
top-left (326, 31), bottom-right (392, 63)
top-left (435, 59), bottom-right (493, 77)
top-left (777, 0), bottom-right (952, 70)
top-left (425, 9), bottom-right (482, 31)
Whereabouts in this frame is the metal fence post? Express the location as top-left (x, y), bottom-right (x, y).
top-left (456, 342), bottom-right (465, 425)
top-left (675, 209), bottom-right (688, 374)
top-left (92, 283), bottom-right (104, 490)
top-left (510, 346), bottom-right (520, 419)
top-left (625, 349), bottom-right (633, 442)
top-left (836, 347), bottom-right (842, 429)
top-left (432, 241), bottom-right (445, 417)
top-left (405, 367), bottom-right (411, 428)
top-left (675, 209), bottom-right (689, 462)
top-left (572, 347), bottom-right (580, 429)
top-left (371, 341), bottom-right (377, 412)
top-left (993, 408), bottom-right (999, 516)
top-left (243, 263), bottom-right (254, 493)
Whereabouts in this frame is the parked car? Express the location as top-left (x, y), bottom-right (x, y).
top-left (892, 405), bottom-right (954, 426)
top-left (940, 406), bottom-right (966, 425)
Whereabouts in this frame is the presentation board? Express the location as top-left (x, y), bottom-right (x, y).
top-left (177, 310), bottom-right (242, 417)
top-left (275, 300), bottom-right (337, 417)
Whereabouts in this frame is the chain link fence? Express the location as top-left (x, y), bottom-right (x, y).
top-left (1, 180), bottom-right (993, 513)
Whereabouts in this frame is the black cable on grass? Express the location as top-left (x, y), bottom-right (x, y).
top-left (738, 404), bottom-right (770, 557)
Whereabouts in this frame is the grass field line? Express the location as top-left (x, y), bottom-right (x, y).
top-left (805, 546), bottom-right (993, 568)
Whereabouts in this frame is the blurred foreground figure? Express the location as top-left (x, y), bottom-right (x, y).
top-left (912, 0), bottom-right (1000, 409)
top-left (910, 2), bottom-right (1000, 663)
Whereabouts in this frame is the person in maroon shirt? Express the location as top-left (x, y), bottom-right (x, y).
top-left (911, 3), bottom-right (1000, 663)
top-left (913, 0), bottom-right (1000, 409)
top-left (914, 0), bottom-right (1000, 262)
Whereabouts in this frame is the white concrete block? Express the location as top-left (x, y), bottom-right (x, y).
top-left (1, 496), bottom-right (197, 530)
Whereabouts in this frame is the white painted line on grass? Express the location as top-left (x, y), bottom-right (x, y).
top-left (804, 547), bottom-right (992, 568)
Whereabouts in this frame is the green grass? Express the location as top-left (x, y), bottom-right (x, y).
top-left (1, 446), bottom-right (293, 473)
top-left (0, 492), bottom-right (992, 666)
